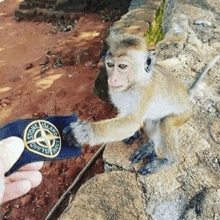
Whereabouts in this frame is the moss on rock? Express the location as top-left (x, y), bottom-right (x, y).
top-left (144, 1), bottom-right (164, 46)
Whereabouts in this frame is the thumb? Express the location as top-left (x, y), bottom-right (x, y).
top-left (0, 137), bottom-right (24, 173)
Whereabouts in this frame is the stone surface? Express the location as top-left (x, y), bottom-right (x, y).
top-left (59, 172), bottom-right (146, 220)
top-left (112, 0), bottom-right (163, 36)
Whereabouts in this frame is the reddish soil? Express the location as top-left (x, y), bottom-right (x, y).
top-left (0, 0), bottom-right (117, 219)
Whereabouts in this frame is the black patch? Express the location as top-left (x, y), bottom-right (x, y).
top-left (23, 120), bottom-right (61, 158)
top-left (130, 140), bottom-right (156, 163)
top-left (147, 57), bottom-right (152, 66)
top-left (121, 37), bottom-right (140, 48)
top-left (145, 51), bottom-right (156, 73)
top-left (179, 188), bottom-right (207, 220)
top-left (123, 130), bottom-right (141, 145)
top-left (62, 121), bottom-right (90, 146)
top-left (62, 125), bottom-right (77, 146)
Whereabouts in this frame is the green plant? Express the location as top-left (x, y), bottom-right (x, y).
top-left (144, 2), bottom-right (164, 46)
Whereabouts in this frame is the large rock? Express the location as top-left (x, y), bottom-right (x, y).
top-left (59, 172), bottom-right (146, 220)
top-left (112, 0), bottom-right (163, 36)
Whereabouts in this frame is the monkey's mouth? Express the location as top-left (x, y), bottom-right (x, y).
top-left (109, 85), bottom-right (123, 88)
top-left (109, 85), bottom-right (124, 91)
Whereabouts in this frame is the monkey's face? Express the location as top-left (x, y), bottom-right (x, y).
top-left (105, 56), bottom-right (137, 92)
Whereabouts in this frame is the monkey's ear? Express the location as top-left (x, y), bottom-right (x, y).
top-left (145, 51), bottom-right (156, 73)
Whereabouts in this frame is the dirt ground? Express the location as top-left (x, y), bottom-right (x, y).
top-left (0, 0), bottom-right (118, 219)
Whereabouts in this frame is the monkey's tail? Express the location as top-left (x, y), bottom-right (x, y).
top-left (188, 53), bottom-right (220, 97)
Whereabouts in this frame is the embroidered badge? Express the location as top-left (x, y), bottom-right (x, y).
top-left (23, 120), bottom-right (61, 158)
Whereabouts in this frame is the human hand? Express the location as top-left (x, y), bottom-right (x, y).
top-left (0, 137), bottom-right (44, 205)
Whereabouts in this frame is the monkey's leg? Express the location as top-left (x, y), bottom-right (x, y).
top-left (130, 119), bottom-right (159, 162)
top-left (138, 112), bottom-right (191, 175)
top-left (123, 130), bottom-right (141, 145)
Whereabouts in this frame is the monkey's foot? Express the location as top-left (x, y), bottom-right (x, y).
top-left (123, 130), bottom-right (141, 145)
top-left (62, 121), bottom-right (91, 146)
top-left (130, 140), bottom-right (155, 163)
top-left (138, 158), bottom-right (168, 175)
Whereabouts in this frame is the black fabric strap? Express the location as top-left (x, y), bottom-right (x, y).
top-left (0, 114), bottom-right (81, 177)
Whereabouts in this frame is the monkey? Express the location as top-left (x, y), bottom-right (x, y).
top-left (62, 29), bottom-right (220, 175)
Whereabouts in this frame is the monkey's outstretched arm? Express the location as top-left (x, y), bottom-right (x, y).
top-left (63, 114), bottom-right (143, 146)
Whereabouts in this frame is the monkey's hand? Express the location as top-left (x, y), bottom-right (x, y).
top-left (62, 121), bottom-right (92, 146)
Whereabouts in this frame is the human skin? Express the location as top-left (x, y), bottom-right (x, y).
top-left (0, 137), bottom-right (44, 204)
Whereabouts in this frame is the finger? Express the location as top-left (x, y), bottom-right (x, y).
top-left (0, 161), bottom-right (5, 204)
top-left (19, 161), bottom-right (44, 171)
top-left (0, 137), bottom-right (24, 172)
top-left (1, 180), bottom-right (31, 204)
top-left (6, 171), bottom-right (43, 188)
top-left (62, 126), bottom-right (71, 135)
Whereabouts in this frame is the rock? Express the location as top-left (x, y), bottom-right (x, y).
top-left (103, 123), bottom-right (213, 219)
top-left (36, 198), bottom-right (47, 207)
top-left (25, 62), bottom-right (33, 70)
top-left (1, 98), bottom-right (11, 106)
top-left (59, 172), bottom-right (146, 220)
top-left (40, 56), bottom-right (50, 65)
top-left (103, 141), bottom-right (143, 172)
top-left (83, 152), bottom-right (94, 163)
top-left (20, 195), bottom-right (33, 206)
top-left (65, 166), bottom-right (80, 178)
top-left (10, 208), bottom-right (21, 219)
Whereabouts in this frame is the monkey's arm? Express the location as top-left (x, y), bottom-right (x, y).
top-left (63, 114), bottom-right (143, 146)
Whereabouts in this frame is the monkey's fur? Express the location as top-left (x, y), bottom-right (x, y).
top-left (63, 30), bottom-right (220, 175)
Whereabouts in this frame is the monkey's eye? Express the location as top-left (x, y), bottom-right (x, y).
top-left (107, 62), bottom-right (114, 68)
top-left (118, 64), bottom-right (127, 69)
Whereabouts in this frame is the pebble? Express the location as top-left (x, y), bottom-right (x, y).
top-left (40, 56), bottom-right (50, 65)
top-left (20, 195), bottom-right (33, 206)
top-left (57, 176), bottom-right (65, 182)
top-left (36, 198), bottom-right (47, 207)
top-left (65, 166), bottom-right (79, 178)
top-left (10, 208), bottom-right (20, 219)
top-left (2, 103), bottom-right (8, 107)
top-left (25, 62), bottom-right (33, 70)
top-left (1, 98), bottom-right (11, 105)
top-left (75, 156), bottom-right (82, 164)
top-left (83, 152), bottom-right (94, 163)
top-left (50, 168), bottom-right (61, 178)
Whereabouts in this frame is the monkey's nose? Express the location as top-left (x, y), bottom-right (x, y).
top-left (108, 78), bottom-right (122, 88)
